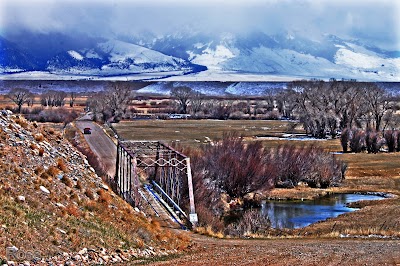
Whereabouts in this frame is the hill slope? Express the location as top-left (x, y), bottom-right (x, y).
top-left (0, 111), bottom-right (189, 264)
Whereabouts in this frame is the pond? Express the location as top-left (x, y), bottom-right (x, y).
top-left (262, 193), bottom-right (385, 229)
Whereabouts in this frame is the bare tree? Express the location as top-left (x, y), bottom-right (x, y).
top-left (190, 91), bottom-right (205, 115)
top-left (87, 93), bottom-right (108, 122)
top-left (103, 82), bottom-right (133, 121)
top-left (41, 90), bottom-right (67, 107)
top-left (86, 82), bottom-right (132, 122)
top-left (7, 88), bottom-right (32, 113)
top-left (170, 86), bottom-right (192, 114)
top-left (362, 83), bottom-right (392, 131)
top-left (286, 80), bottom-right (390, 138)
top-left (69, 92), bottom-right (76, 107)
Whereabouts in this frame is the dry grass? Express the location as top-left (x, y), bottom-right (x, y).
top-left (56, 158), bottom-right (68, 172)
top-left (14, 117), bottom-right (29, 128)
top-left (195, 226), bottom-right (225, 239)
top-left (112, 119), bottom-right (299, 146)
top-left (34, 133), bottom-right (44, 142)
top-left (97, 189), bottom-right (112, 204)
top-left (61, 176), bottom-right (74, 187)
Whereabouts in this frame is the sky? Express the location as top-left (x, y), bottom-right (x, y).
top-left (1, 0), bottom-right (399, 51)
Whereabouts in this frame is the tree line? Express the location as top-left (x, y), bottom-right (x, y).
top-left (7, 88), bottom-right (77, 112)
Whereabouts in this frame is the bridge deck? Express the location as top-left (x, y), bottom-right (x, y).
top-left (140, 187), bottom-right (184, 229)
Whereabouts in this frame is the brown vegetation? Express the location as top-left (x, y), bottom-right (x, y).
top-left (180, 133), bottom-right (346, 237)
top-left (0, 112), bottom-right (190, 263)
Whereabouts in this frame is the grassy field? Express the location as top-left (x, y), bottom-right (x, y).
top-left (112, 119), bottom-right (302, 146)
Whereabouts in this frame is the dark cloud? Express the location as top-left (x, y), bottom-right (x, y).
top-left (0, 0), bottom-right (398, 50)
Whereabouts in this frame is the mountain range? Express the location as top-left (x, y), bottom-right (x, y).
top-left (0, 31), bottom-right (399, 81)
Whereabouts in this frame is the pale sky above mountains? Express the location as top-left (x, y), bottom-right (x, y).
top-left (1, 0), bottom-right (399, 50)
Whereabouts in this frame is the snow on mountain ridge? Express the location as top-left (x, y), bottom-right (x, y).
top-left (97, 39), bottom-right (185, 65)
top-left (1, 31), bottom-right (399, 81)
top-left (67, 50), bottom-right (84, 61)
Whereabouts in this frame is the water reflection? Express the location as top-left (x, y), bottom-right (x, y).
top-left (262, 194), bottom-right (384, 229)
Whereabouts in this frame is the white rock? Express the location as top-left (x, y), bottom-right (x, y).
top-left (56, 228), bottom-right (67, 234)
top-left (7, 246), bottom-right (18, 252)
top-left (101, 184), bottom-right (109, 191)
top-left (17, 196), bottom-right (25, 202)
top-left (55, 203), bottom-right (66, 208)
top-left (78, 248), bottom-right (87, 255)
top-left (39, 186), bottom-right (50, 194)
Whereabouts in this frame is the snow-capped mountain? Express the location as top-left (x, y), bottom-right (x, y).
top-left (0, 33), bottom-right (205, 77)
top-left (145, 31), bottom-right (399, 81)
top-left (0, 31), bottom-right (399, 81)
top-left (45, 39), bottom-right (203, 76)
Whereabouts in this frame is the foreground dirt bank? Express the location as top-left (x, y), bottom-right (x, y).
top-left (151, 234), bottom-right (400, 266)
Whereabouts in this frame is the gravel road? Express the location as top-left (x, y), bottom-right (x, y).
top-left (154, 234), bottom-right (400, 266)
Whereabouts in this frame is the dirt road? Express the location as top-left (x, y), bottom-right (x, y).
top-left (153, 234), bottom-right (400, 266)
top-left (76, 117), bottom-right (117, 177)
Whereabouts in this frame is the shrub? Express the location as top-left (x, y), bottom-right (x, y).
top-left (61, 176), bottom-right (74, 187)
top-left (199, 132), bottom-right (273, 199)
top-left (76, 180), bottom-right (83, 190)
top-left (84, 189), bottom-right (95, 200)
top-left (225, 209), bottom-right (270, 237)
top-left (56, 158), bottom-right (68, 172)
top-left (14, 118), bottom-right (28, 128)
top-left (47, 165), bottom-right (60, 177)
top-left (65, 205), bottom-right (80, 217)
top-left (27, 108), bottom-right (79, 124)
top-left (268, 145), bottom-right (346, 188)
top-left (97, 189), bottom-right (112, 204)
top-left (340, 128), bottom-right (350, 152)
top-left (365, 130), bottom-right (380, 154)
top-left (29, 143), bottom-right (38, 150)
top-left (384, 130), bottom-right (397, 152)
top-left (34, 166), bottom-right (44, 175)
top-left (349, 128), bottom-right (365, 153)
top-left (34, 133), bottom-right (44, 142)
top-left (397, 132), bottom-right (400, 152)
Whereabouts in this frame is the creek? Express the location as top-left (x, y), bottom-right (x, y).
top-left (262, 193), bottom-right (385, 229)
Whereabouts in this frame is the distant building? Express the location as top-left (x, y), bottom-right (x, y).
top-left (168, 114), bottom-right (191, 119)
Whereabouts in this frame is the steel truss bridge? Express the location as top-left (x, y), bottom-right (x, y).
top-left (112, 140), bottom-right (197, 228)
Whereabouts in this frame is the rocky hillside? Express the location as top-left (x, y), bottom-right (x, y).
top-left (0, 111), bottom-right (190, 265)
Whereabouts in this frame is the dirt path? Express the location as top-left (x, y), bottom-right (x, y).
top-left (152, 233), bottom-right (400, 266)
top-left (76, 118), bottom-right (117, 177)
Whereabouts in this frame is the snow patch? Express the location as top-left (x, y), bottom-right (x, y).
top-left (67, 50), bottom-right (84, 61)
top-left (189, 45), bottom-right (235, 70)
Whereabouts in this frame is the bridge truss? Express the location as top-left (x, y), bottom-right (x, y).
top-left (115, 140), bottom-right (197, 225)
